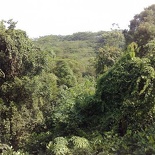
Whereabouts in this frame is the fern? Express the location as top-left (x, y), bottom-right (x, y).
top-left (70, 136), bottom-right (90, 149)
top-left (54, 137), bottom-right (68, 146)
top-left (47, 137), bottom-right (70, 155)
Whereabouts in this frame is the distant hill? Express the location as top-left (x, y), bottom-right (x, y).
top-left (33, 31), bottom-right (107, 61)
top-left (33, 30), bottom-right (125, 77)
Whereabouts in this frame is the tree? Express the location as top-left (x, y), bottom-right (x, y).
top-left (124, 4), bottom-right (155, 57)
top-left (95, 30), bottom-right (125, 75)
top-left (0, 20), bottom-right (36, 81)
top-left (0, 20), bottom-right (57, 151)
top-left (97, 30), bottom-right (125, 49)
top-left (96, 43), bottom-right (155, 134)
top-left (54, 60), bottom-right (77, 87)
top-left (95, 46), bottom-right (122, 74)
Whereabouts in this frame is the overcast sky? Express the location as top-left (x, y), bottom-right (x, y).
top-left (0, 0), bottom-right (155, 38)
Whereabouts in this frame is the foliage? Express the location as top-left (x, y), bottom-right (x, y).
top-left (33, 30), bottom-right (125, 77)
top-left (98, 30), bottom-right (125, 48)
top-left (54, 60), bottom-right (77, 87)
top-left (0, 20), bottom-right (58, 151)
top-left (95, 30), bottom-right (125, 75)
top-left (0, 143), bottom-right (29, 155)
top-left (0, 20), bottom-right (37, 80)
top-left (70, 136), bottom-right (91, 154)
top-left (124, 4), bottom-right (155, 57)
top-left (1, 5), bottom-right (155, 154)
top-left (25, 132), bottom-right (53, 154)
top-left (33, 33), bottom-right (96, 69)
top-left (96, 43), bottom-right (155, 134)
top-left (95, 46), bottom-right (122, 74)
top-left (46, 136), bottom-right (91, 155)
top-left (145, 39), bottom-right (155, 68)
top-left (47, 137), bottom-right (70, 155)
top-left (52, 77), bottom-right (96, 136)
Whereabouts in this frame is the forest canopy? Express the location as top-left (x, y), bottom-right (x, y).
top-left (1, 4), bottom-right (155, 155)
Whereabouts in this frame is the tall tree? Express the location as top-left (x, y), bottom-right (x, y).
top-left (54, 60), bottom-right (77, 87)
top-left (0, 20), bottom-right (57, 150)
top-left (95, 30), bottom-right (125, 75)
top-left (96, 43), bottom-right (155, 134)
top-left (124, 4), bottom-right (155, 57)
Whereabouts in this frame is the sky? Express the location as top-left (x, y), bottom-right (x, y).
top-left (0, 0), bottom-right (155, 38)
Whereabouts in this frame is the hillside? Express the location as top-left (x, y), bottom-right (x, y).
top-left (33, 32), bottom-right (102, 65)
top-left (33, 31), bottom-right (125, 76)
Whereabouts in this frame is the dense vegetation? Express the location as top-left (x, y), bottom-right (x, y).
top-left (1, 4), bottom-right (155, 155)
